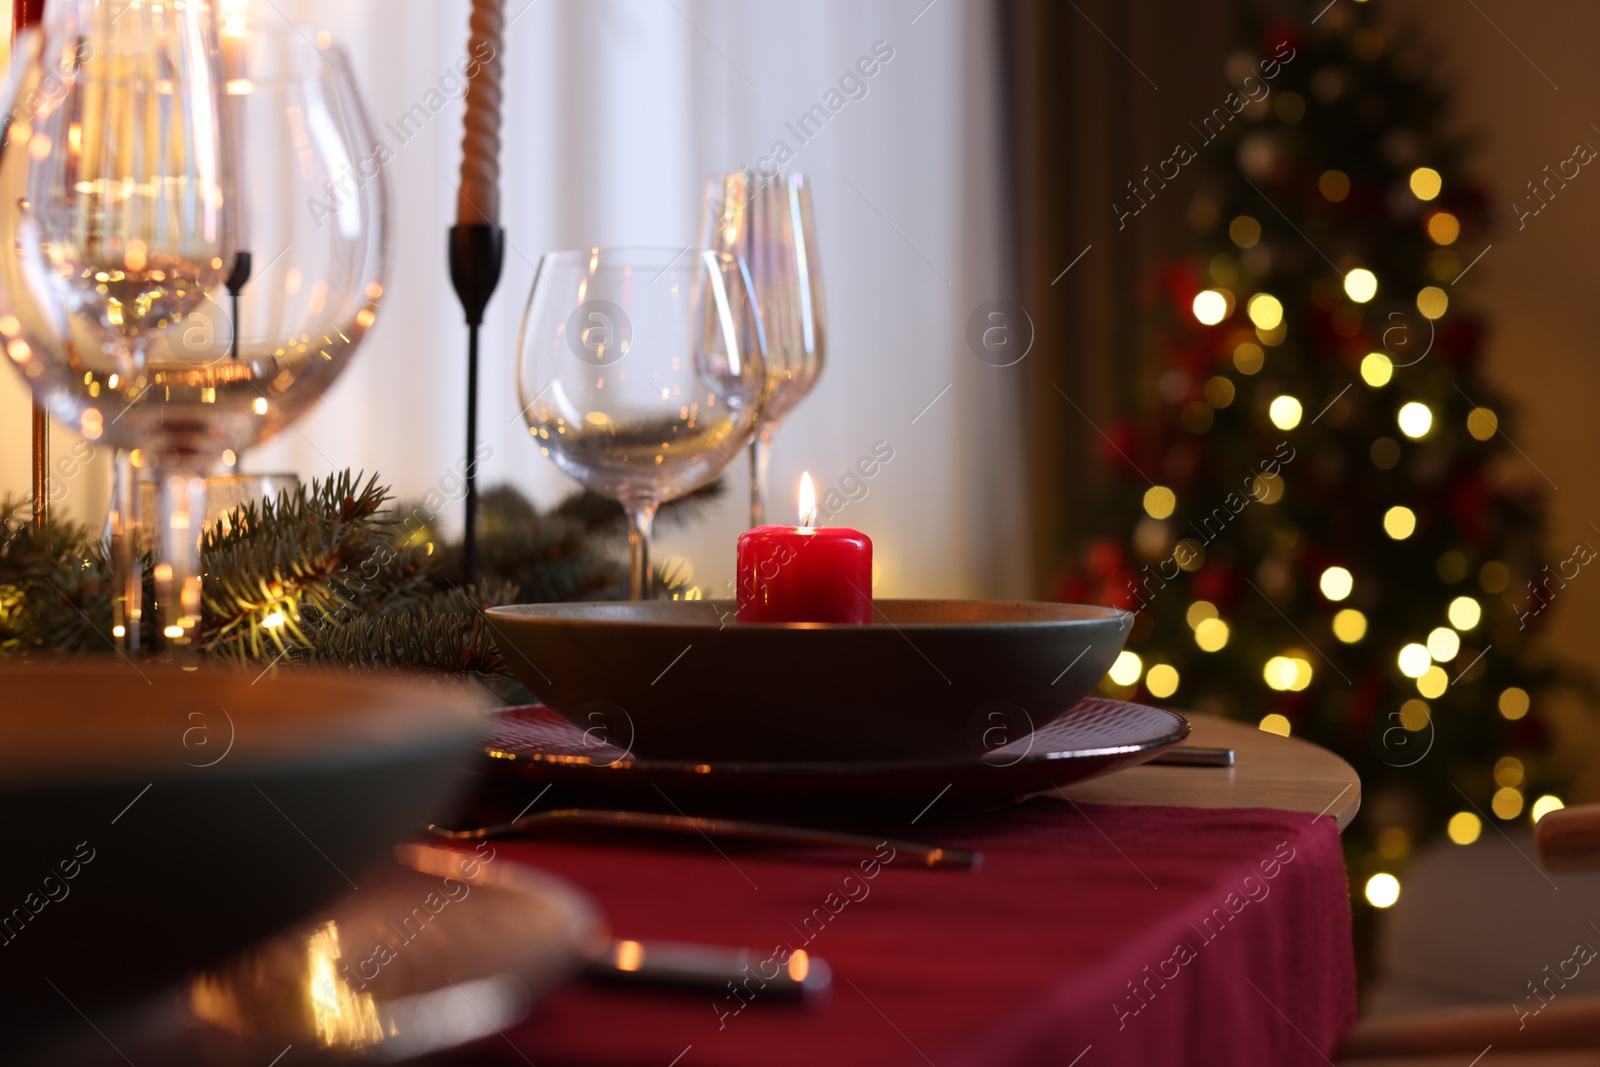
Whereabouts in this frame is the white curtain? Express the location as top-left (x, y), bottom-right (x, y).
top-left (0, 0), bottom-right (1030, 599)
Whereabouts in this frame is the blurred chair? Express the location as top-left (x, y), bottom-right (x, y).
top-left (1339, 804), bottom-right (1600, 1063)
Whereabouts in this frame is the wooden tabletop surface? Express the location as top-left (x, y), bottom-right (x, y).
top-left (1057, 712), bottom-right (1363, 832)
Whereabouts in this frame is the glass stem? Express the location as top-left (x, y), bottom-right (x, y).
top-left (627, 500), bottom-right (658, 601)
top-left (749, 422), bottom-right (774, 529)
top-left (110, 450), bottom-right (141, 652)
top-left (154, 467), bottom-right (208, 660)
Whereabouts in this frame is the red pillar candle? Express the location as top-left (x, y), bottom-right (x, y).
top-left (736, 473), bottom-right (873, 624)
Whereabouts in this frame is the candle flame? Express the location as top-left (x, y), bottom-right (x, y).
top-left (798, 472), bottom-right (817, 528)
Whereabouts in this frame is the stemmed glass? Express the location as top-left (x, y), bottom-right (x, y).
top-left (516, 248), bottom-right (767, 599)
top-left (700, 172), bottom-right (826, 527)
top-left (0, 13), bottom-right (386, 652)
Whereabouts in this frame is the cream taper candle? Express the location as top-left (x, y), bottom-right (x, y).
top-left (457, 0), bottom-right (504, 226)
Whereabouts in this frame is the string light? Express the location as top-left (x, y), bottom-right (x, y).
top-left (1319, 566), bottom-right (1354, 601)
top-left (1365, 872), bottom-right (1401, 908)
top-left (1466, 407), bottom-right (1497, 441)
top-left (1446, 811), bottom-right (1481, 845)
top-left (1344, 268), bottom-right (1378, 303)
top-left (1186, 601), bottom-right (1219, 628)
top-left (1360, 353), bottom-right (1393, 387)
top-left (1332, 608), bottom-right (1367, 643)
top-left (1448, 596), bottom-right (1481, 630)
top-left (1269, 395), bottom-right (1303, 430)
top-left (1384, 506), bottom-right (1417, 539)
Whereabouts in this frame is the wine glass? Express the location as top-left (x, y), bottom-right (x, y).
top-left (700, 171), bottom-right (826, 527)
top-left (516, 247), bottom-right (766, 599)
top-left (0, 14), bottom-right (386, 652)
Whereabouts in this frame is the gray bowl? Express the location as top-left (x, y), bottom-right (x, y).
top-left (485, 599), bottom-right (1132, 762)
top-left (0, 662), bottom-right (490, 1032)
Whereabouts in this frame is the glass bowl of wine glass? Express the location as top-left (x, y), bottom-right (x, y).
top-left (515, 247), bottom-right (766, 598)
top-left (0, 12), bottom-right (386, 648)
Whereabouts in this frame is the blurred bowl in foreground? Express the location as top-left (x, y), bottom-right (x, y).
top-left (0, 661), bottom-right (490, 1031)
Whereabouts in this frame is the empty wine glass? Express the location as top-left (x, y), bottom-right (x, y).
top-left (516, 247), bottom-right (766, 599)
top-left (0, 14), bottom-right (386, 652)
top-left (700, 171), bottom-right (826, 527)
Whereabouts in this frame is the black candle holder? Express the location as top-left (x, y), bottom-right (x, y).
top-left (448, 223), bottom-right (505, 586)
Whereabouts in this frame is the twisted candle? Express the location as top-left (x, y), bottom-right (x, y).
top-left (457, 0), bottom-right (504, 226)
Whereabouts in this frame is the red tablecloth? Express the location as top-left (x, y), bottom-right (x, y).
top-left (476, 798), bottom-right (1355, 1067)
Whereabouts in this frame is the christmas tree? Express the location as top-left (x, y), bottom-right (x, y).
top-left (1057, 2), bottom-right (1584, 904)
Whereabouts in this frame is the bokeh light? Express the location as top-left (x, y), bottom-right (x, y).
top-left (1492, 786), bottom-right (1524, 820)
top-left (1195, 617), bottom-right (1230, 652)
top-left (1466, 407), bottom-right (1498, 441)
top-left (1259, 713), bottom-right (1292, 737)
top-left (1417, 665), bottom-right (1448, 699)
top-left (1344, 268), bottom-right (1378, 303)
top-left (1397, 643), bottom-right (1431, 678)
top-left (1319, 566), bottom-right (1353, 601)
top-left (1446, 811), bottom-right (1481, 845)
top-left (1365, 872), bottom-right (1401, 908)
top-left (1145, 664), bottom-right (1180, 699)
top-left (1448, 596), bottom-right (1481, 630)
top-left (1360, 352), bottom-right (1393, 387)
top-left (1426, 211), bottom-right (1460, 245)
top-left (1332, 608), bottom-right (1368, 643)
top-left (1143, 485), bottom-right (1176, 519)
top-left (1229, 216), bottom-right (1261, 248)
top-left (1319, 169), bottom-right (1351, 202)
top-left (1193, 289), bottom-right (1229, 326)
top-left (1247, 293), bottom-right (1284, 330)
top-left (1187, 601), bottom-right (1218, 628)
top-left (1269, 395), bottom-right (1303, 430)
top-left (1109, 651), bottom-right (1143, 686)
top-left (1531, 795), bottom-right (1565, 823)
top-left (1398, 401), bottom-right (1433, 438)
top-left (1384, 506), bottom-right (1417, 539)
top-left (1498, 687), bottom-right (1530, 720)
top-left (1417, 286), bottom-right (1448, 319)
top-left (1409, 167), bottom-right (1442, 200)
top-left (1426, 627), bottom-right (1460, 662)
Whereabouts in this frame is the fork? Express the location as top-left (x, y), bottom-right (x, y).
top-left (428, 808), bottom-right (981, 870)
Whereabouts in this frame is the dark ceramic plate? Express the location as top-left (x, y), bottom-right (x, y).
top-left (0, 663), bottom-right (489, 1033)
top-left (483, 599), bottom-right (1133, 762)
top-left (22, 844), bottom-right (603, 1065)
top-left (476, 698), bottom-right (1189, 818)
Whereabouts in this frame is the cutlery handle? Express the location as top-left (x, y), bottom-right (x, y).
top-left (1148, 746), bottom-right (1235, 767)
top-left (587, 939), bottom-right (831, 999)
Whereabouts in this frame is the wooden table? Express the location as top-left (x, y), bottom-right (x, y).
top-left (1058, 712), bottom-right (1362, 832)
